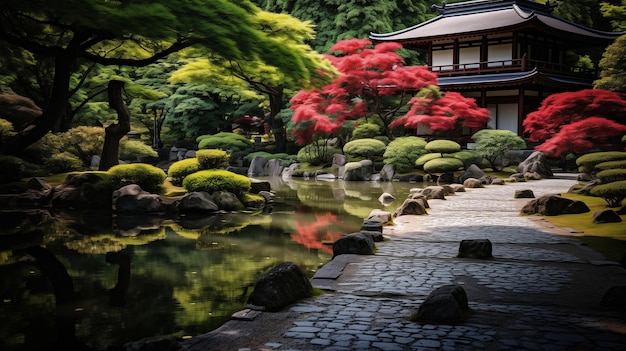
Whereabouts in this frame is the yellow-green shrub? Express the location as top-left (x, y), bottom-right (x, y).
top-left (107, 163), bottom-right (166, 193)
top-left (196, 149), bottom-right (230, 169)
top-left (182, 170), bottom-right (251, 197)
top-left (167, 158), bottom-right (199, 186)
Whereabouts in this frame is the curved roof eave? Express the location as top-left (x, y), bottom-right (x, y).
top-left (436, 68), bottom-right (592, 89)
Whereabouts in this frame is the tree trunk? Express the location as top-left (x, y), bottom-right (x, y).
top-left (2, 53), bottom-right (73, 155)
top-left (99, 80), bottom-right (131, 171)
top-left (267, 86), bottom-right (287, 153)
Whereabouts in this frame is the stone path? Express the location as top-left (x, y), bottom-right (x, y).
top-left (181, 178), bottom-right (626, 351)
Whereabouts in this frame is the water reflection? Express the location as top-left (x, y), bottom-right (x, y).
top-left (0, 178), bottom-right (417, 350)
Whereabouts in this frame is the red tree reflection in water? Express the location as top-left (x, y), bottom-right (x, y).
top-left (291, 206), bottom-right (354, 254)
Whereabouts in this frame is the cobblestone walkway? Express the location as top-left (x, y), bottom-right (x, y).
top-left (182, 178), bottom-right (626, 351)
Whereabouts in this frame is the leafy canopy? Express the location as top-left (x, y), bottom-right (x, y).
top-left (471, 129), bottom-right (526, 171)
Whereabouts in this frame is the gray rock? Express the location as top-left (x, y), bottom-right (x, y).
top-left (246, 262), bottom-right (313, 312)
top-left (343, 160), bottom-right (374, 181)
top-left (462, 178), bottom-right (484, 188)
top-left (176, 192), bottom-right (218, 213)
top-left (368, 209), bottom-right (392, 223)
top-left (458, 239), bottom-right (493, 259)
top-left (250, 179), bottom-right (271, 193)
top-left (333, 233), bottom-right (375, 258)
top-left (412, 285), bottom-right (470, 324)
top-left (361, 218), bottom-right (383, 233)
top-left (266, 158), bottom-right (284, 177)
top-left (248, 155), bottom-right (268, 177)
top-left (592, 209), bottom-right (623, 224)
top-left (520, 194), bottom-right (590, 216)
top-left (282, 163), bottom-right (300, 179)
top-left (378, 192), bottom-right (395, 206)
top-left (112, 184), bottom-right (164, 213)
top-left (517, 151), bottom-right (553, 179)
top-left (379, 163), bottom-right (395, 182)
top-left (514, 189), bottom-right (535, 198)
top-left (211, 191), bottom-right (244, 211)
top-left (460, 164), bottom-right (486, 183)
top-left (332, 153), bottom-right (347, 168)
top-left (393, 198), bottom-right (428, 217)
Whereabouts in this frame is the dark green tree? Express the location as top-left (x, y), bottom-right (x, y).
top-left (0, 0), bottom-right (314, 158)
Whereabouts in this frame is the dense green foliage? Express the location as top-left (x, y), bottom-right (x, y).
top-left (589, 180), bottom-right (626, 207)
top-left (45, 151), bottom-right (83, 173)
top-left (423, 157), bottom-right (464, 174)
top-left (415, 153), bottom-right (443, 168)
top-left (196, 149), bottom-right (230, 169)
top-left (119, 140), bottom-right (158, 161)
top-left (383, 136), bottom-right (427, 173)
top-left (576, 151), bottom-right (626, 174)
top-left (242, 151), bottom-right (297, 166)
top-left (425, 140), bottom-right (461, 155)
top-left (168, 158), bottom-right (200, 186)
top-left (594, 34), bottom-right (626, 92)
top-left (595, 160), bottom-right (626, 171)
top-left (471, 129), bottom-right (526, 171)
top-left (196, 132), bottom-right (253, 160)
top-left (597, 169), bottom-right (626, 183)
top-left (107, 163), bottom-right (166, 193)
top-left (182, 170), bottom-right (251, 197)
top-left (450, 151), bottom-right (481, 169)
top-left (343, 138), bottom-right (387, 160)
top-left (352, 123), bottom-right (382, 140)
top-left (296, 140), bottom-right (341, 166)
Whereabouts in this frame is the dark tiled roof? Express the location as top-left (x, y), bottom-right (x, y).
top-left (436, 68), bottom-right (592, 89)
top-left (370, 0), bottom-right (623, 44)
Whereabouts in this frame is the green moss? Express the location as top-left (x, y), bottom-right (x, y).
top-left (167, 158), bottom-right (200, 186)
top-left (424, 157), bottom-right (464, 173)
top-left (196, 149), bottom-right (230, 169)
top-left (425, 139), bottom-right (461, 154)
top-left (343, 138), bottom-right (387, 159)
top-left (182, 169), bottom-right (251, 197)
top-left (107, 163), bottom-right (166, 193)
top-left (576, 151), bottom-right (626, 174)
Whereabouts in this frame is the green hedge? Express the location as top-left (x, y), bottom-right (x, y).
top-left (415, 153), bottom-right (442, 168)
top-left (296, 141), bottom-right (341, 166)
top-left (597, 169), bottom-right (626, 183)
top-left (423, 157), bottom-right (464, 174)
top-left (589, 180), bottom-right (626, 207)
top-left (576, 151), bottom-right (626, 174)
top-left (383, 136), bottom-right (427, 173)
top-left (197, 149), bottom-right (230, 169)
top-left (343, 138), bottom-right (387, 159)
top-left (595, 160), bottom-right (626, 171)
top-left (425, 140), bottom-right (461, 154)
top-left (168, 158), bottom-right (200, 186)
top-left (182, 170), bottom-right (251, 197)
top-left (108, 163), bottom-right (166, 193)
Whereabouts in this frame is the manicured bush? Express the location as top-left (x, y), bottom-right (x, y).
top-left (597, 169), bottom-right (626, 183)
top-left (108, 163), bottom-right (166, 193)
top-left (450, 151), bottom-right (480, 169)
top-left (196, 132), bottom-right (253, 161)
top-left (425, 140), bottom-right (461, 154)
top-left (352, 123), bottom-right (381, 139)
top-left (343, 138), bottom-right (387, 159)
top-left (595, 160), bottom-right (626, 171)
top-left (423, 157), bottom-right (464, 174)
top-left (471, 129), bottom-right (526, 171)
top-left (196, 149), bottom-right (230, 170)
top-left (182, 169), bottom-right (251, 197)
top-left (119, 139), bottom-right (158, 161)
top-left (576, 151), bottom-right (626, 174)
top-left (296, 140), bottom-right (341, 166)
top-left (168, 158), bottom-right (200, 186)
top-left (590, 180), bottom-right (626, 207)
top-left (45, 152), bottom-right (83, 173)
top-left (383, 136), bottom-right (427, 173)
top-left (415, 153), bottom-right (443, 168)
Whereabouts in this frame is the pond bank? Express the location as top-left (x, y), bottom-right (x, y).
top-left (179, 177), bottom-right (626, 351)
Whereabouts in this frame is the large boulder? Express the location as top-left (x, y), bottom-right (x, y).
top-left (379, 164), bottom-right (395, 182)
top-left (592, 210), bottom-right (623, 224)
top-left (393, 198), bottom-right (428, 217)
top-left (458, 239), bottom-right (493, 259)
top-left (112, 184), bottom-right (165, 213)
top-left (361, 218), bottom-right (383, 233)
top-left (282, 163), bottom-right (300, 179)
top-left (411, 285), bottom-right (471, 324)
top-left (266, 158), bottom-right (284, 177)
top-left (343, 160), bottom-right (374, 181)
top-left (520, 195), bottom-right (590, 216)
top-left (176, 192), bottom-right (218, 213)
top-left (246, 262), bottom-right (313, 312)
top-left (211, 191), bottom-right (244, 211)
top-left (459, 164), bottom-right (486, 183)
top-left (332, 233), bottom-right (375, 258)
top-left (462, 178), bottom-right (484, 188)
top-left (248, 155), bottom-right (268, 177)
top-left (367, 209), bottom-right (393, 224)
top-left (514, 189), bottom-right (535, 199)
top-left (516, 151), bottom-right (553, 179)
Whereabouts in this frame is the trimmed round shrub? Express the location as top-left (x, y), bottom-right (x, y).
top-left (424, 157), bottom-right (464, 174)
top-left (343, 138), bottom-right (387, 159)
top-left (384, 136), bottom-right (427, 173)
top-left (197, 149), bottom-right (230, 170)
top-left (425, 140), bottom-right (461, 154)
top-left (119, 140), bottom-right (158, 161)
top-left (450, 151), bottom-right (480, 168)
top-left (108, 163), bottom-right (166, 193)
top-left (590, 180), bottom-right (626, 207)
top-left (415, 153), bottom-right (443, 168)
top-left (183, 170), bottom-right (251, 198)
top-left (576, 151), bottom-right (626, 174)
top-left (45, 151), bottom-right (83, 173)
top-left (296, 141), bottom-right (341, 166)
top-left (597, 169), bottom-right (626, 183)
top-left (168, 158), bottom-right (200, 186)
top-left (352, 123), bottom-right (381, 139)
top-left (196, 132), bottom-right (253, 161)
top-left (595, 160), bottom-right (626, 171)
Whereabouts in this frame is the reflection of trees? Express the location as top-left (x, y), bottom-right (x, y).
top-left (291, 207), bottom-right (350, 254)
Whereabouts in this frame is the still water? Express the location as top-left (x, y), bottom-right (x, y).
top-left (0, 177), bottom-right (417, 350)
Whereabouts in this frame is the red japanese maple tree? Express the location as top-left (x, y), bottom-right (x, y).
top-left (290, 39), bottom-right (438, 144)
top-left (390, 87), bottom-right (490, 136)
top-left (523, 89), bottom-right (626, 156)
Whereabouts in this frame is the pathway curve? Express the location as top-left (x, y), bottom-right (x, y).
top-left (181, 178), bottom-right (626, 351)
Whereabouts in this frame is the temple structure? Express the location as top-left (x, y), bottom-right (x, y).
top-left (370, 0), bottom-right (623, 137)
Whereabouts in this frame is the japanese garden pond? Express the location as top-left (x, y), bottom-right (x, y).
top-left (0, 177), bottom-right (417, 351)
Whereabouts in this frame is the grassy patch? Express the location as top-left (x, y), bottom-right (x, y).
top-left (542, 192), bottom-right (626, 261)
